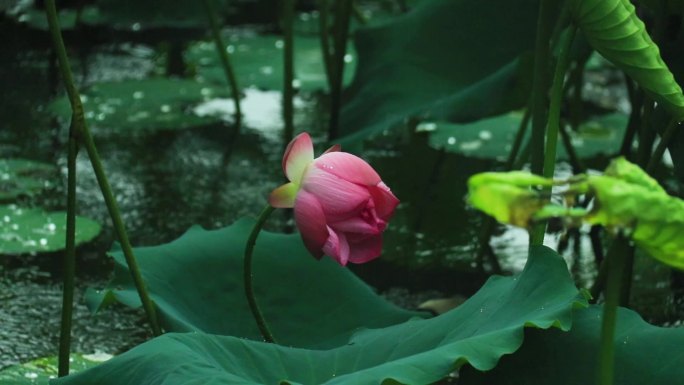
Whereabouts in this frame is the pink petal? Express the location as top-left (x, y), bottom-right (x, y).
top-left (329, 216), bottom-right (383, 235)
top-left (323, 144), bottom-right (341, 154)
top-left (368, 182), bottom-right (400, 220)
top-left (301, 167), bottom-right (370, 218)
top-left (322, 227), bottom-right (350, 265)
top-left (283, 132), bottom-right (314, 185)
top-left (268, 182), bottom-right (298, 208)
top-left (294, 190), bottom-right (329, 258)
top-left (312, 152), bottom-right (381, 187)
top-left (348, 235), bottom-right (383, 264)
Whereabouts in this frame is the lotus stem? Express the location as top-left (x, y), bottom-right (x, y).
top-left (646, 117), bottom-right (680, 173)
top-left (328, 0), bottom-right (353, 140)
top-left (202, 0), bottom-right (242, 131)
top-left (598, 235), bottom-right (629, 385)
top-left (244, 205), bottom-right (277, 343)
top-left (282, 0), bottom-right (296, 147)
top-left (530, 23), bottom-right (575, 245)
top-left (318, 0), bottom-right (334, 90)
top-left (44, 0), bottom-right (161, 338)
top-left (57, 120), bottom-right (78, 377)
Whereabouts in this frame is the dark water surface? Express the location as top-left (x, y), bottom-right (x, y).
top-left (1, 16), bottom-right (682, 371)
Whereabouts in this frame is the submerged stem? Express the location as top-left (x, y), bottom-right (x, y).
top-left (244, 205), bottom-right (277, 343)
top-left (45, 0), bottom-right (161, 338)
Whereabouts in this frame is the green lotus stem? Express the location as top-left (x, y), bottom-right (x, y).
top-left (636, 99), bottom-right (655, 166)
top-left (619, 82), bottom-right (643, 158)
top-left (528, 0), bottom-right (556, 246)
top-left (328, 0), bottom-right (353, 140)
top-left (44, 0), bottom-right (161, 337)
top-left (202, 0), bottom-right (242, 131)
top-left (58, 121), bottom-right (78, 377)
top-left (318, 0), bottom-right (334, 90)
top-left (598, 235), bottom-right (630, 385)
top-left (244, 205), bottom-right (277, 343)
top-left (542, 27), bottom-right (576, 180)
top-left (282, 0), bottom-right (296, 147)
top-left (530, 23), bottom-right (575, 245)
top-left (646, 117), bottom-right (680, 172)
top-left (529, 0), bottom-right (556, 178)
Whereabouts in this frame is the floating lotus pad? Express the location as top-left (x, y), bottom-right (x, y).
top-left (0, 353), bottom-right (111, 385)
top-left (50, 78), bottom-right (231, 133)
top-left (0, 205), bottom-right (101, 254)
top-left (0, 159), bottom-right (56, 202)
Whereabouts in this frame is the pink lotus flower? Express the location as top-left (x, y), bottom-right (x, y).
top-left (269, 133), bottom-right (399, 265)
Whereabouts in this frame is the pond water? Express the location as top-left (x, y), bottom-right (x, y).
top-left (1, 7), bottom-right (683, 372)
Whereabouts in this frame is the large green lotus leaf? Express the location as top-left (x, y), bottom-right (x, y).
top-left (425, 112), bottom-right (627, 161)
top-left (569, 0), bottom-right (684, 118)
top-left (338, 0), bottom-right (543, 148)
top-left (58, 246), bottom-right (585, 385)
top-left (50, 78), bottom-right (230, 133)
top-left (0, 354), bottom-right (111, 385)
top-left (460, 305), bottom-right (684, 384)
top-left (0, 205), bottom-right (101, 254)
top-left (0, 159), bottom-right (56, 202)
top-left (86, 218), bottom-right (427, 349)
top-left (186, 33), bottom-right (356, 92)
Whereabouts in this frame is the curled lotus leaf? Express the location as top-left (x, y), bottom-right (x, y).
top-left (603, 156), bottom-right (666, 194)
top-left (568, 0), bottom-right (684, 118)
top-left (469, 158), bottom-right (684, 270)
top-left (584, 175), bottom-right (684, 270)
top-left (467, 172), bottom-right (552, 227)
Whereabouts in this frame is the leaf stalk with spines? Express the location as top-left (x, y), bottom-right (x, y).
top-left (44, 0), bottom-right (162, 342)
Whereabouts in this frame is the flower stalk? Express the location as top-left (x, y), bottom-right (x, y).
top-left (244, 205), bottom-right (277, 343)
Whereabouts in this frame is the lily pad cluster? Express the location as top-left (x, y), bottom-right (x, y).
top-left (50, 79), bottom-right (231, 134)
